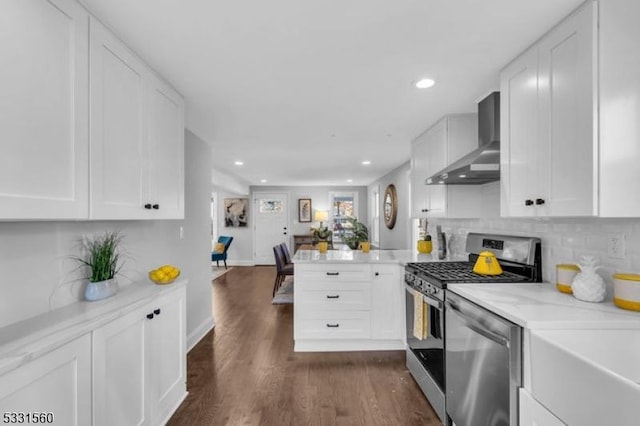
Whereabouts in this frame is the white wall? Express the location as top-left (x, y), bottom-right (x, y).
top-left (251, 185), bottom-right (369, 244)
top-left (430, 216), bottom-right (640, 299)
top-left (369, 162), bottom-right (411, 250)
top-left (0, 130), bottom-right (214, 350)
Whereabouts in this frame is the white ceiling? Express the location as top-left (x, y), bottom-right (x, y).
top-left (80, 0), bottom-right (583, 187)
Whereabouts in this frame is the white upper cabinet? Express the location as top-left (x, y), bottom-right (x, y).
top-left (0, 0), bottom-right (89, 220)
top-left (89, 17), bottom-right (148, 219)
top-left (0, 2), bottom-right (183, 221)
top-left (146, 78), bottom-right (185, 219)
top-left (501, 2), bottom-right (597, 217)
top-left (599, 0), bottom-right (640, 217)
top-left (90, 18), bottom-right (185, 220)
top-left (411, 114), bottom-right (496, 218)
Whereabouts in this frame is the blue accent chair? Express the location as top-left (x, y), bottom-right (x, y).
top-left (211, 236), bottom-right (233, 269)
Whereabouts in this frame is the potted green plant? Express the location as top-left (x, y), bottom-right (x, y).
top-left (74, 231), bottom-right (123, 301)
top-left (342, 217), bottom-right (369, 250)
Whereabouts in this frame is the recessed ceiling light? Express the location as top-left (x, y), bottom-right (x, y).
top-left (415, 78), bottom-right (435, 89)
top-left (234, 161), bottom-right (244, 166)
top-left (346, 179), bottom-right (353, 183)
top-left (361, 160), bottom-right (371, 165)
top-left (458, 174), bottom-right (467, 178)
top-left (260, 179), bottom-right (267, 183)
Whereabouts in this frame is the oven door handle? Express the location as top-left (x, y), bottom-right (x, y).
top-left (404, 283), bottom-right (443, 310)
top-left (445, 300), bottom-right (510, 348)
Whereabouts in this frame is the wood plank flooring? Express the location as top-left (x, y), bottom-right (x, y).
top-left (168, 266), bottom-right (440, 426)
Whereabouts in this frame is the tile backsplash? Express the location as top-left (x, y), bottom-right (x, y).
top-left (430, 217), bottom-right (640, 300)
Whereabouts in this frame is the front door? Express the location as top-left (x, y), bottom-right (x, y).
top-left (253, 192), bottom-right (289, 265)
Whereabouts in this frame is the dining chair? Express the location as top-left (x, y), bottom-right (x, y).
top-left (280, 242), bottom-right (293, 265)
top-left (273, 245), bottom-right (294, 296)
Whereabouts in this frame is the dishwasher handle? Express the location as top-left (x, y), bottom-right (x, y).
top-left (445, 300), bottom-right (510, 348)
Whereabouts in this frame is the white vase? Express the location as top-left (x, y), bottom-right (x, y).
top-left (85, 278), bottom-right (118, 301)
top-left (572, 256), bottom-right (606, 303)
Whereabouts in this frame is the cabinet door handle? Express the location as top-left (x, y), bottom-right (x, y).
top-left (421, 209), bottom-right (429, 212)
top-left (146, 313), bottom-right (154, 320)
top-left (375, 272), bottom-right (379, 276)
top-left (326, 272), bottom-right (340, 276)
top-left (535, 198), bottom-right (545, 205)
top-left (144, 203), bottom-right (152, 210)
top-left (525, 199), bottom-right (534, 206)
top-left (326, 295), bottom-right (340, 299)
top-left (152, 204), bottom-right (160, 210)
top-left (154, 309), bottom-right (161, 315)
top-left (326, 323), bottom-right (340, 328)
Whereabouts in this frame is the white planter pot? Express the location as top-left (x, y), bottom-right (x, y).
top-left (85, 278), bottom-right (118, 301)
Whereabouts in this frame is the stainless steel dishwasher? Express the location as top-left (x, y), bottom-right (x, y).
top-left (445, 291), bottom-right (522, 426)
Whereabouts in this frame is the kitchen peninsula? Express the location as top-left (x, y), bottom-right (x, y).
top-left (291, 249), bottom-right (439, 352)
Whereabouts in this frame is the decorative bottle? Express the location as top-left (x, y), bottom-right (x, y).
top-left (571, 256), bottom-right (606, 303)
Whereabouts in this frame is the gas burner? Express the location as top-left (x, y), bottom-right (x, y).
top-left (406, 261), bottom-right (531, 285)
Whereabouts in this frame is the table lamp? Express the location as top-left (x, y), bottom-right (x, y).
top-left (314, 210), bottom-right (329, 228)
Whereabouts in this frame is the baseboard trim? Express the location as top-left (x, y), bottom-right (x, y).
top-left (227, 260), bottom-right (256, 266)
top-left (187, 317), bottom-right (215, 352)
top-left (294, 339), bottom-right (406, 352)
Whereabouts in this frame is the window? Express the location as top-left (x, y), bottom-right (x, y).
top-left (329, 191), bottom-right (359, 243)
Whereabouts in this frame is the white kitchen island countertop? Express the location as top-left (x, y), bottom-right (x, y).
top-left (448, 283), bottom-right (640, 330)
top-left (292, 249), bottom-right (462, 264)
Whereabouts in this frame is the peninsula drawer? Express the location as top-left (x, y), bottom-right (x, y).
top-left (295, 264), bottom-right (372, 282)
top-left (295, 311), bottom-right (371, 339)
top-left (296, 285), bottom-right (371, 311)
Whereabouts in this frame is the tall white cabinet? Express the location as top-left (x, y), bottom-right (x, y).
top-left (0, 0), bottom-right (89, 219)
top-left (500, 2), bottom-right (596, 217)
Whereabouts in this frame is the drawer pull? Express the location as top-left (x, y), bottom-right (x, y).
top-left (326, 295), bottom-right (340, 299)
top-left (326, 272), bottom-right (340, 276)
top-left (326, 323), bottom-right (340, 328)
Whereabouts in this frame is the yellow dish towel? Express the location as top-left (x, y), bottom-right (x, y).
top-left (412, 290), bottom-right (429, 340)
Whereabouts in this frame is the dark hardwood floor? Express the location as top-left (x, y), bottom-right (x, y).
top-left (167, 266), bottom-right (439, 426)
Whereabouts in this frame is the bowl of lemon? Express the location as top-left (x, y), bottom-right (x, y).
top-left (149, 264), bottom-right (181, 285)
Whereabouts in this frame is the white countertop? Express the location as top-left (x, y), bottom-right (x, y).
top-left (448, 283), bottom-right (640, 329)
top-left (293, 249), bottom-right (462, 264)
top-left (0, 279), bottom-right (187, 376)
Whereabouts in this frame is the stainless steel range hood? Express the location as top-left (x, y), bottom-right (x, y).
top-left (426, 91), bottom-right (500, 185)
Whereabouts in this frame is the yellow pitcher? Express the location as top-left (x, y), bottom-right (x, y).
top-left (417, 240), bottom-right (433, 254)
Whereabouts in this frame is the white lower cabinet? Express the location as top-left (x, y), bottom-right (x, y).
top-left (372, 265), bottom-right (404, 340)
top-left (294, 263), bottom-right (404, 351)
top-left (0, 334), bottom-right (91, 425)
top-left (519, 388), bottom-right (566, 426)
top-left (93, 287), bottom-right (186, 426)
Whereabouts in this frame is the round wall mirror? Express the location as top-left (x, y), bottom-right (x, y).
top-left (383, 184), bottom-right (398, 229)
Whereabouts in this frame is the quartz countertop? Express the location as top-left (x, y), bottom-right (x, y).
top-left (448, 283), bottom-right (640, 330)
top-left (0, 279), bottom-right (187, 376)
top-left (292, 249), bottom-right (462, 265)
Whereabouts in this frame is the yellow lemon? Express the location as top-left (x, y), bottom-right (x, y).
top-left (161, 265), bottom-right (174, 274)
top-left (169, 269), bottom-right (180, 279)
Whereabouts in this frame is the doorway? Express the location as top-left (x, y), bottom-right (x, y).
top-left (253, 192), bottom-right (289, 265)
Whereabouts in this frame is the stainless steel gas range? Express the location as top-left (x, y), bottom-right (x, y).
top-left (404, 233), bottom-right (541, 424)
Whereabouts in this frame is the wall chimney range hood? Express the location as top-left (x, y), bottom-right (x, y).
top-left (426, 91), bottom-right (500, 185)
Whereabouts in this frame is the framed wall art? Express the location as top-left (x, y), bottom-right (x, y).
top-left (298, 198), bottom-right (312, 222)
top-left (224, 198), bottom-right (249, 227)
